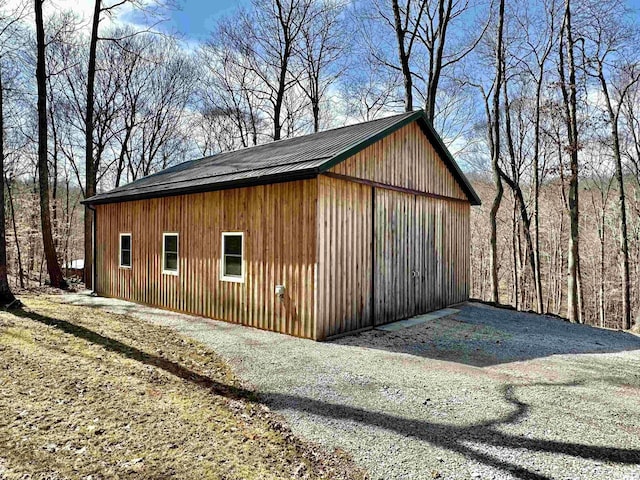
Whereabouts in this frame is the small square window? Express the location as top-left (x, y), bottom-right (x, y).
top-left (163, 233), bottom-right (179, 275)
top-left (221, 232), bottom-right (244, 282)
top-left (119, 233), bottom-right (131, 268)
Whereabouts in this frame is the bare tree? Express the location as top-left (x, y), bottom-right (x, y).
top-left (389, 0), bottom-right (425, 111)
top-left (488, 0), bottom-right (505, 303)
top-left (198, 41), bottom-right (265, 150)
top-left (83, 0), bottom-right (101, 289)
top-left (517, 0), bottom-right (559, 313)
top-left (219, 0), bottom-right (312, 140)
top-left (34, 0), bottom-right (66, 288)
top-left (84, 0), bottom-right (169, 287)
top-left (296, 0), bottom-right (345, 130)
top-left (0, 66), bottom-right (16, 303)
top-left (416, 0), bottom-right (488, 122)
top-left (557, 0), bottom-right (580, 322)
top-left (581, 0), bottom-right (639, 330)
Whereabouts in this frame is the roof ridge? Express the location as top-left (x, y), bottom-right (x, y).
top-left (192, 110), bottom-right (421, 162)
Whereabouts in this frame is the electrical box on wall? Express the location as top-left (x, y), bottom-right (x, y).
top-left (275, 285), bottom-right (286, 298)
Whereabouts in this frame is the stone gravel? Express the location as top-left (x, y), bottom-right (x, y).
top-left (62, 294), bottom-right (640, 480)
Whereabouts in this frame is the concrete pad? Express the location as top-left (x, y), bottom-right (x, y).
top-left (375, 308), bottom-right (460, 331)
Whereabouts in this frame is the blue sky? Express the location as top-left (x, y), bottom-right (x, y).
top-left (135, 0), bottom-right (640, 42)
top-left (129, 0), bottom-right (249, 41)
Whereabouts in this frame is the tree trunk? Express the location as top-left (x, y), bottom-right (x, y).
top-left (501, 77), bottom-right (540, 313)
top-left (559, 0), bottom-right (579, 323)
top-left (312, 97), bottom-right (320, 132)
top-left (599, 214), bottom-right (606, 327)
top-left (598, 71), bottom-right (631, 330)
top-left (273, 39), bottom-right (290, 141)
top-left (0, 65), bottom-right (16, 304)
top-left (489, 0), bottom-right (505, 304)
top-left (6, 178), bottom-right (24, 289)
top-left (392, 0), bottom-right (413, 112)
top-left (532, 75), bottom-right (545, 313)
top-left (511, 200), bottom-right (519, 309)
top-left (84, 0), bottom-right (101, 289)
top-left (35, 0), bottom-right (67, 289)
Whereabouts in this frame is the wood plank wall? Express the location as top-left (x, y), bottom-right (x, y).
top-left (373, 188), bottom-right (416, 325)
top-left (420, 195), bottom-right (470, 316)
top-left (329, 121), bottom-right (468, 201)
top-left (318, 119), bottom-right (472, 336)
top-left (95, 180), bottom-right (318, 339)
top-left (371, 191), bottom-right (470, 325)
top-left (315, 175), bottom-right (373, 339)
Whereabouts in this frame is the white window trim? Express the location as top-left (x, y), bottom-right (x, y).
top-left (119, 233), bottom-right (132, 269)
top-left (220, 232), bottom-right (244, 283)
top-left (162, 232), bottom-right (179, 276)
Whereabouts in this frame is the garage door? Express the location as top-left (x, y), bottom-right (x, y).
top-left (373, 189), bottom-right (444, 325)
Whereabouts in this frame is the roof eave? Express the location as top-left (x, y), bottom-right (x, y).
top-left (81, 169), bottom-right (319, 206)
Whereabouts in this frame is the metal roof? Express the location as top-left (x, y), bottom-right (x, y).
top-left (84, 110), bottom-right (481, 206)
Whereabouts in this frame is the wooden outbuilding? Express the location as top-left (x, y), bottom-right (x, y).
top-left (84, 110), bottom-right (480, 340)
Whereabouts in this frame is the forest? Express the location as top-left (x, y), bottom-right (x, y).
top-left (0, 0), bottom-right (637, 330)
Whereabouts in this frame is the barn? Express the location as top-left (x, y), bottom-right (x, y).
top-left (83, 110), bottom-right (481, 340)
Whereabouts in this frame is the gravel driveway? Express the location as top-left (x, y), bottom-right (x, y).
top-left (61, 294), bottom-right (640, 480)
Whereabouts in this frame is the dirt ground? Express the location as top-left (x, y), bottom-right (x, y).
top-left (0, 296), bottom-right (365, 480)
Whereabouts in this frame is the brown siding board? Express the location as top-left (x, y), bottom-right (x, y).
top-left (96, 180), bottom-right (318, 339)
top-left (323, 121), bottom-right (471, 331)
top-left (330, 122), bottom-right (467, 201)
top-left (315, 176), bottom-right (373, 339)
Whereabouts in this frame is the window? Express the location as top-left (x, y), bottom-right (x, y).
top-left (221, 232), bottom-right (244, 282)
top-left (119, 233), bottom-right (131, 268)
top-left (162, 233), bottom-right (179, 275)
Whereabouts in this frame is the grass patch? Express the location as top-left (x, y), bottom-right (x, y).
top-left (0, 296), bottom-right (365, 479)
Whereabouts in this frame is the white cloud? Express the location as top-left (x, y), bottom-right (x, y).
top-left (3, 0), bottom-right (144, 33)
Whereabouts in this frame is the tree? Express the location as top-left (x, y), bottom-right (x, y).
top-left (417, 0), bottom-right (488, 122)
top-left (0, 65), bottom-right (16, 304)
top-left (84, 0), bottom-right (169, 288)
top-left (35, 0), bottom-right (66, 289)
top-left (198, 40), bottom-right (265, 150)
top-left (219, 0), bottom-right (312, 141)
top-left (488, 0), bottom-right (505, 304)
top-left (516, 0), bottom-right (559, 313)
top-left (296, 0), bottom-right (345, 130)
top-left (558, 0), bottom-right (580, 323)
top-left (389, 0), bottom-right (424, 111)
top-left (83, 0), bottom-right (100, 289)
top-left (582, 0), bottom-right (639, 330)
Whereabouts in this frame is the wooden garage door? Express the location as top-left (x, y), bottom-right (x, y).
top-left (374, 190), bottom-right (444, 325)
top-left (374, 189), bottom-right (414, 325)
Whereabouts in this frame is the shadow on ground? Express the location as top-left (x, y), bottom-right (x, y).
top-left (332, 302), bottom-right (640, 366)
top-left (13, 306), bottom-right (640, 480)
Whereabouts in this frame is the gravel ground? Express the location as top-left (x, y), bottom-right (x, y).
top-left (61, 293), bottom-right (640, 480)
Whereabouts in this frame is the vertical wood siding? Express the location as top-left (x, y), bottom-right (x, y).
top-left (318, 120), bottom-right (472, 335)
top-left (329, 121), bottom-right (468, 200)
top-left (315, 175), bottom-right (373, 339)
top-left (373, 192), bottom-right (470, 325)
top-left (373, 188), bottom-right (416, 325)
top-left (95, 180), bottom-right (318, 339)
